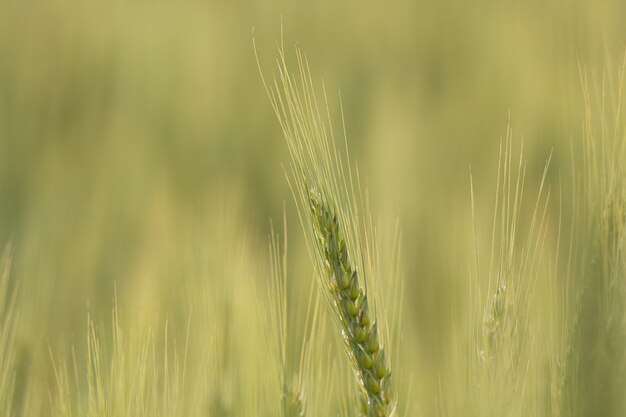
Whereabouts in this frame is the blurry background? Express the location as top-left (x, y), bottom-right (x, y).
top-left (1, 0), bottom-right (626, 415)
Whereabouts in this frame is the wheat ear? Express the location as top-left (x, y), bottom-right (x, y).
top-left (255, 32), bottom-right (395, 417)
top-left (308, 189), bottom-right (392, 417)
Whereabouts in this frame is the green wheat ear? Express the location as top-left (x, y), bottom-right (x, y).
top-left (308, 189), bottom-right (392, 417)
top-left (282, 381), bottom-right (305, 417)
top-left (255, 32), bottom-right (397, 417)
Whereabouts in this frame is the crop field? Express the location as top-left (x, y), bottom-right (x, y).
top-left (1, 0), bottom-right (626, 416)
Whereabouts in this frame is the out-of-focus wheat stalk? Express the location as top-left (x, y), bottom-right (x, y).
top-left (50, 297), bottom-right (195, 417)
top-left (456, 127), bottom-right (554, 417)
top-left (0, 243), bottom-right (18, 416)
top-left (262, 215), bottom-right (321, 417)
top-left (568, 49), bottom-right (626, 417)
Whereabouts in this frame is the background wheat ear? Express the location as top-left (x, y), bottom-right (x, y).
top-left (442, 127), bottom-right (556, 417)
top-left (261, 213), bottom-right (321, 417)
top-left (566, 52), bottom-right (626, 417)
top-left (255, 37), bottom-right (398, 417)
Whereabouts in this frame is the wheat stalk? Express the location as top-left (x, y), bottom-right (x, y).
top-left (0, 243), bottom-right (17, 417)
top-left (266, 217), bottom-right (313, 417)
top-left (255, 32), bottom-right (396, 417)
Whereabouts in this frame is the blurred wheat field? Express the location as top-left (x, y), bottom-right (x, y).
top-left (1, 0), bottom-right (626, 416)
